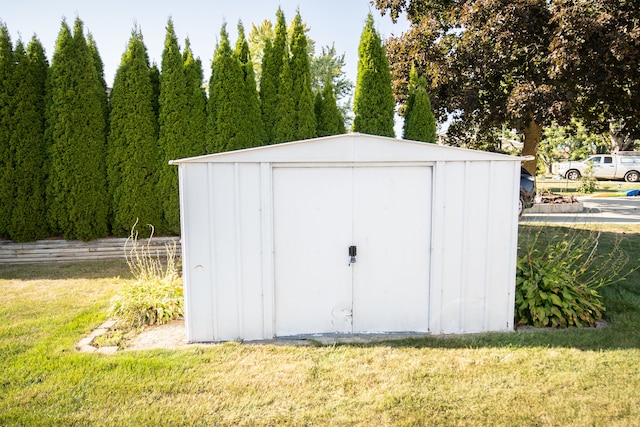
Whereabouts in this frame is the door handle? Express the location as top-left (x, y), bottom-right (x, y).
top-left (348, 245), bottom-right (357, 266)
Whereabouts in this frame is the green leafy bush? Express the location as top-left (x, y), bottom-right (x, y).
top-left (578, 163), bottom-right (597, 194)
top-left (578, 175), bottom-right (597, 194)
top-left (516, 228), bottom-right (630, 328)
top-left (109, 223), bottom-right (183, 331)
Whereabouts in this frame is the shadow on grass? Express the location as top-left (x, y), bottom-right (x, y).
top-left (0, 259), bottom-right (133, 280)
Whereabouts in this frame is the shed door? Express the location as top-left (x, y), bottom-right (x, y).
top-left (273, 166), bottom-right (431, 337)
top-left (351, 167), bottom-right (432, 333)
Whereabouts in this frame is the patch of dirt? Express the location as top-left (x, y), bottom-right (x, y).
top-left (125, 319), bottom-right (188, 351)
top-left (122, 322), bottom-right (432, 349)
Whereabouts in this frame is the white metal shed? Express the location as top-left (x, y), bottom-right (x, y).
top-left (170, 133), bottom-right (523, 342)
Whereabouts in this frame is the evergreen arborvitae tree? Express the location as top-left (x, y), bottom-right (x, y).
top-left (235, 21), bottom-right (266, 147)
top-left (274, 55), bottom-right (296, 143)
top-left (289, 11), bottom-right (316, 140)
top-left (9, 37), bottom-right (49, 242)
top-left (0, 24), bottom-right (14, 238)
top-left (257, 37), bottom-right (274, 143)
top-left (260, 8), bottom-right (288, 144)
top-left (205, 54), bottom-right (218, 153)
top-left (403, 65), bottom-right (437, 142)
top-left (157, 18), bottom-right (189, 235)
top-left (87, 31), bottom-right (111, 227)
top-left (183, 38), bottom-right (207, 156)
top-left (87, 33), bottom-right (109, 111)
top-left (150, 63), bottom-right (160, 119)
top-left (316, 73), bottom-right (346, 137)
top-left (403, 64), bottom-right (418, 127)
top-left (352, 14), bottom-right (395, 137)
top-left (107, 28), bottom-right (162, 237)
top-left (209, 24), bottom-right (248, 152)
top-left (314, 90), bottom-right (323, 130)
top-left (44, 21), bottom-right (72, 238)
top-left (46, 18), bottom-right (109, 241)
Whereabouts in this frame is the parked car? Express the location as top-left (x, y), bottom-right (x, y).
top-left (554, 152), bottom-right (640, 182)
top-left (519, 167), bottom-right (536, 217)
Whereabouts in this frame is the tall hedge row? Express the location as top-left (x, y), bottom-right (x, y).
top-left (0, 9), bottom-right (378, 242)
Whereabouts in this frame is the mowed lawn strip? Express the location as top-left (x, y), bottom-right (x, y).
top-left (1, 225), bottom-right (639, 426)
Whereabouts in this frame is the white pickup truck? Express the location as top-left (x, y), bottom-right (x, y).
top-left (555, 152), bottom-right (640, 182)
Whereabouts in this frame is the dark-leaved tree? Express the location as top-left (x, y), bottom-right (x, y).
top-left (375, 0), bottom-right (640, 172)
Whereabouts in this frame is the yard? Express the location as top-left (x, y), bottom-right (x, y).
top-left (1, 224), bottom-right (639, 426)
top-left (536, 177), bottom-right (640, 196)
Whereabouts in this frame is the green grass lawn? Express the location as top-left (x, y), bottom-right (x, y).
top-left (1, 225), bottom-right (639, 426)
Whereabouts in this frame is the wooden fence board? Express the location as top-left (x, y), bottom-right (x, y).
top-left (0, 237), bottom-right (181, 264)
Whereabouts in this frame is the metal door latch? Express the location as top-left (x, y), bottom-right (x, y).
top-left (348, 245), bottom-right (357, 266)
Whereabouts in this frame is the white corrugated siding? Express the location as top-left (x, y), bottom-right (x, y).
top-left (429, 160), bottom-right (518, 334)
top-left (179, 162), bottom-right (273, 342)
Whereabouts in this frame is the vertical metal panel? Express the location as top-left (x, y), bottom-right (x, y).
top-left (205, 163), bottom-right (266, 341)
top-left (429, 160), bottom-right (519, 334)
top-left (438, 161), bottom-right (466, 333)
top-left (485, 161), bottom-right (519, 331)
top-left (179, 163), bottom-right (215, 342)
top-left (260, 163), bottom-right (275, 339)
top-left (233, 164), bottom-right (244, 338)
top-left (505, 161), bottom-right (520, 331)
top-left (183, 162), bottom-right (269, 342)
top-left (481, 161), bottom-right (497, 331)
top-left (428, 161), bottom-right (446, 334)
top-left (236, 163), bottom-right (265, 340)
top-left (210, 164), bottom-right (241, 340)
top-left (461, 161), bottom-right (492, 333)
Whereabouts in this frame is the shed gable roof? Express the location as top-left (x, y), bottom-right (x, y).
top-left (169, 133), bottom-right (523, 165)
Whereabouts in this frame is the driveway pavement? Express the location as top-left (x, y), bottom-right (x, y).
top-left (521, 196), bottom-right (640, 224)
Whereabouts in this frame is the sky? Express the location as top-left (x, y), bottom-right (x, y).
top-left (1, 0), bottom-right (410, 89)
